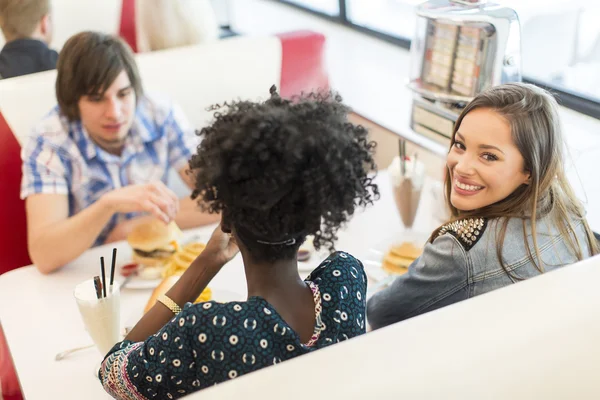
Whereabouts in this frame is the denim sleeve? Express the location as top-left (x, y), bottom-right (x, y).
top-left (367, 234), bottom-right (469, 329)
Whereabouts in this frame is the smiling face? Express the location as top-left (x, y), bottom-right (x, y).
top-left (77, 70), bottom-right (136, 155)
top-left (446, 107), bottom-right (531, 212)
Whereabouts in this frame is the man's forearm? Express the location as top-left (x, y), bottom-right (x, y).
top-left (29, 199), bottom-right (115, 274)
top-left (174, 196), bottom-right (220, 229)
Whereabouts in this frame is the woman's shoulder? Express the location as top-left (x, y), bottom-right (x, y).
top-left (181, 298), bottom-right (260, 319)
top-left (306, 251), bottom-right (366, 288)
top-left (161, 299), bottom-right (280, 343)
top-left (433, 214), bottom-right (588, 258)
top-left (434, 217), bottom-right (489, 252)
top-left (307, 252), bottom-right (368, 340)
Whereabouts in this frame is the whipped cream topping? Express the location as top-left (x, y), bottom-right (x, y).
top-left (388, 156), bottom-right (426, 190)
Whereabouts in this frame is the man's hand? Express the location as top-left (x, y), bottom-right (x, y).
top-left (100, 181), bottom-right (179, 223)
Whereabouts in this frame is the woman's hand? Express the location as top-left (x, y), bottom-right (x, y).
top-left (197, 224), bottom-right (239, 268)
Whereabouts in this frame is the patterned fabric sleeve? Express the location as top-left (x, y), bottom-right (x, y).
top-left (100, 300), bottom-right (248, 400)
top-left (100, 304), bottom-right (205, 400)
top-left (20, 135), bottom-right (69, 199)
top-left (99, 341), bottom-right (146, 400)
top-left (164, 103), bottom-right (199, 172)
top-left (306, 252), bottom-right (368, 340)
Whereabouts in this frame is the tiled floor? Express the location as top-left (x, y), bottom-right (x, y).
top-left (228, 0), bottom-right (600, 231)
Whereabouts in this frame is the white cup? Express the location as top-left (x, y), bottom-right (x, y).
top-left (74, 279), bottom-right (121, 355)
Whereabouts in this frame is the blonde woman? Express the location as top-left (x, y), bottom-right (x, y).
top-left (136, 0), bottom-right (219, 52)
top-left (367, 83), bottom-right (599, 329)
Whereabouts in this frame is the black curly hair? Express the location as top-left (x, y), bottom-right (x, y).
top-left (189, 86), bottom-right (379, 262)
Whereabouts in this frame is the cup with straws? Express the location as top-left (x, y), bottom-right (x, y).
top-left (73, 248), bottom-right (121, 355)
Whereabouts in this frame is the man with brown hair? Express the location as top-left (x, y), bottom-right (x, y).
top-left (0, 0), bottom-right (58, 79)
top-left (20, 31), bottom-right (219, 273)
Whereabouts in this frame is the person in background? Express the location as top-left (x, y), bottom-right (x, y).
top-left (136, 0), bottom-right (219, 52)
top-left (99, 87), bottom-right (378, 399)
top-left (20, 31), bottom-right (219, 274)
top-left (367, 83), bottom-right (599, 329)
top-left (0, 0), bottom-right (58, 79)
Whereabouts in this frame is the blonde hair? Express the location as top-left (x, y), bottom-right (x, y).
top-left (136, 0), bottom-right (218, 52)
top-left (433, 83), bottom-right (598, 278)
top-left (0, 0), bottom-right (49, 41)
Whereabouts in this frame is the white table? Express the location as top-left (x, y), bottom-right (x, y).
top-left (0, 172), bottom-right (442, 399)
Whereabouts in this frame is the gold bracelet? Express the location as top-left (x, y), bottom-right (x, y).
top-left (157, 294), bottom-right (182, 315)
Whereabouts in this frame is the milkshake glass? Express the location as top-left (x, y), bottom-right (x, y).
top-left (388, 156), bottom-right (425, 231)
top-left (74, 279), bottom-right (121, 355)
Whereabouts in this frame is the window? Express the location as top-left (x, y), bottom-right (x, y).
top-left (280, 0), bottom-right (340, 16)
top-left (345, 0), bottom-right (421, 41)
top-left (277, 0), bottom-right (600, 118)
top-left (508, 1), bottom-right (600, 104)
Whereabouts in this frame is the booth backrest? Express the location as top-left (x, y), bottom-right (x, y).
top-left (0, 32), bottom-right (328, 274)
top-left (189, 254), bottom-right (600, 399)
top-left (277, 30), bottom-right (328, 98)
top-left (137, 37), bottom-right (282, 130)
top-left (120, 0), bottom-right (137, 52)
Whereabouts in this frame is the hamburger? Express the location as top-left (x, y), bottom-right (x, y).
top-left (127, 219), bottom-right (182, 279)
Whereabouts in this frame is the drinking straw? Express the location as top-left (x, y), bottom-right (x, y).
top-left (413, 152), bottom-right (418, 176)
top-left (100, 257), bottom-right (107, 298)
top-left (109, 248), bottom-right (117, 293)
top-left (398, 140), bottom-right (402, 175)
top-left (399, 139), bottom-right (406, 176)
top-left (93, 276), bottom-right (103, 300)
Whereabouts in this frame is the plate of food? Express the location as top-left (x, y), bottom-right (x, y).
top-left (120, 220), bottom-right (207, 289)
top-left (362, 233), bottom-right (427, 285)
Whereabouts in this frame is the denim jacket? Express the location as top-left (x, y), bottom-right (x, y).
top-left (367, 216), bottom-right (594, 329)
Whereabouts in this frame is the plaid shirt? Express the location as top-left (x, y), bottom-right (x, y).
top-left (20, 94), bottom-right (198, 245)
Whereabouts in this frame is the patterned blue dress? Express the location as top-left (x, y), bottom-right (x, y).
top-left (99, 252), bottom-right (367, 399)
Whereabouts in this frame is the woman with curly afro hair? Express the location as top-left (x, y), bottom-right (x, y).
top-left (100, 86), bottom-right (379, 399)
